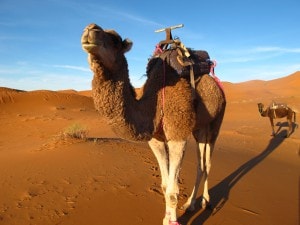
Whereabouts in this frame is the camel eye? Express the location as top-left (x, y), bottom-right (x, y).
top-left (107, 33), bottom-right (122, 48)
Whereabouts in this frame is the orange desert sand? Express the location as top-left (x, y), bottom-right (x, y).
top-left (0, 72), bottom-right (299, 225)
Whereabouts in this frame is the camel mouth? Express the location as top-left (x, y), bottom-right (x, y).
top-left (81, 24), bottom-right (104, 53)
top-left (82, 43), bottom-right (98, 52)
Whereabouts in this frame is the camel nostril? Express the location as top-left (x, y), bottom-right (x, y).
top-left (90, 23), bottom-right (97, 28)
top-left (87, 23), bottom-right (101, 31)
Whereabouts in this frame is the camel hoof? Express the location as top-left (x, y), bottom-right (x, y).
top-left (201, 197), bottom-right (212, 210)
top-left (201, 198), bottom-right (207, 209)
top-left (180, 199), bottom-right (196, 212)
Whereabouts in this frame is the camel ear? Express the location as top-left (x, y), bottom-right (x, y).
top-left (122, 38), bottom-right (133, 53)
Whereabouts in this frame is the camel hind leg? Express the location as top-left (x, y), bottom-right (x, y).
top-left (294, 112), bottom-right (299, 129)
top-left (181, 142), bottom-right (204, 211)
top-left (286, 110), bottom-right (296, 137)
top-left (287, 118), bottom-right (292, 137)
top-left (201, 142), bottom-right (214, 208)
top-left (182, 129), bottom-right (215, 211)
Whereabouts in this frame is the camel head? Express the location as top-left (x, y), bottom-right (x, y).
top-left (257, 103), bottom-right (264, 114)
top-left (81, 23), bottom-right (133, 70)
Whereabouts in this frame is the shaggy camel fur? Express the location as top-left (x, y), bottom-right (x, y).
top-left (81, 23), bottom-right (226, 225)
top-left (258, 102), bottom-right (297, 137)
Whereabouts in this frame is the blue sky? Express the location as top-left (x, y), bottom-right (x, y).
top-left (0, 0), bottom-right (299, 91)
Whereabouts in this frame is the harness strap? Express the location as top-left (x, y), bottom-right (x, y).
top-left (189, 64), bottom-right (196, 99)
top-left (273, 109), bottom-right (277, 119)
top-left (158, 39), bottom-right (175, 50)
top-left (174, 45), bottom-right (196, 100)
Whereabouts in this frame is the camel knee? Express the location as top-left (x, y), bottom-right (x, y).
top-left (200, 157), bottom-right (211, 176)
top-left (161, 184), bottom-right (167, 195)
top-left (165, 181), bottom-right (179, 208)
top-left (166, 193), bottom-right (178, 208)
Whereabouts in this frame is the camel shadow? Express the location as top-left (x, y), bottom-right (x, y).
top-left (275, 121), bottom-right (298, 137)
top-left (178, 130), bottom-right (287, 225)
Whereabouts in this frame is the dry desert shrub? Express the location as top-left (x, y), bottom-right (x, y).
top-left (35, 123), bottom-right (89, 151)
top-left (62, 123), bottom-right (88, 140)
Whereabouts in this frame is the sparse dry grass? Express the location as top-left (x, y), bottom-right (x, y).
top-left (62, 123), bottom-right (88, 140)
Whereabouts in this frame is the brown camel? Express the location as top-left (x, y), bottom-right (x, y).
top-left (257, 102), bottom-right (297, 137)
top-left (81, 23), bottom-right (226, 225)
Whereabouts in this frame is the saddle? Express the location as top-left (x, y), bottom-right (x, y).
top-left (270, 102), bottom-right (288, 110)
top-left (149, 24), bottom-right (215, 95)
top-left (269, 102), bottom-right (288, 119)
top-left (152, 30), bottom-right (212, 78)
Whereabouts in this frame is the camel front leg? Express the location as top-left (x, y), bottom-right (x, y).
top-left (287, 120), bottom-right (292, 137)
top-left (148, 138), bottom-right (169, 194)
top-left (182, 142), bottom-right (213, 211)
top-left (269, 117), bottom-right (276, 136)
top-left (164, 140), bottom-right (186, 225)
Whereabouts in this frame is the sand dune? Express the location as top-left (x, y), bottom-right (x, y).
top-left (0, 72), bottom-right (299, 225)
top-left (223, 71), bottom-right (300, 103)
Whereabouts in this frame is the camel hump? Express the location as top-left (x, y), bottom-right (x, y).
top-left (189, 50), bottom-right (211, 76)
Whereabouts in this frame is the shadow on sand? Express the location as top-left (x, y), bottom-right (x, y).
top-left (179, 130), bottom-right (287, 225)
top-left (275, 121), bottom-right (298, 137)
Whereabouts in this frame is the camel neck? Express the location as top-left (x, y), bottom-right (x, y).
top-left (260, 108), bottom-right (269, 117)
top-left (90, 58), bottom-right (153, 141)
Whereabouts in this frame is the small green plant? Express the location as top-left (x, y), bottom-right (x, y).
top-left (63, 123), bottom-right (88, 140)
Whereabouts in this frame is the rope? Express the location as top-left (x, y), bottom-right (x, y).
top-left (161, 60), bottom-right (166, 127)
top-left (153, 44), bottom-right (163, 55)
top-left (210, 60), bottom-right (224, 90)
